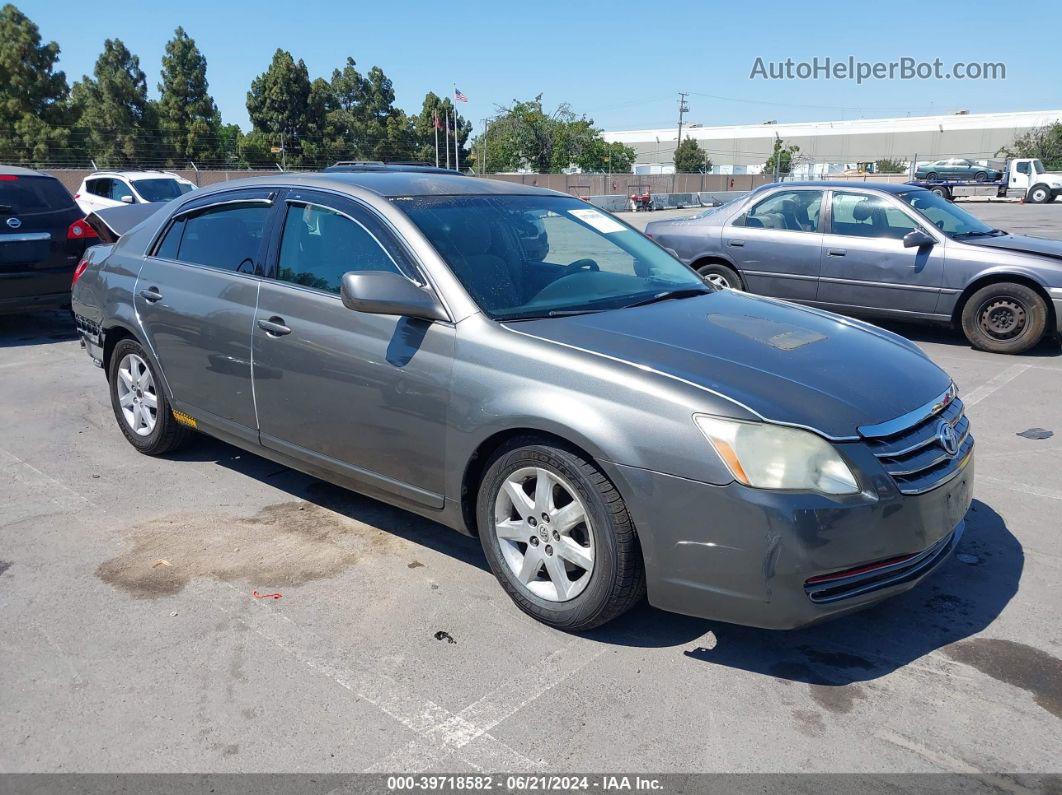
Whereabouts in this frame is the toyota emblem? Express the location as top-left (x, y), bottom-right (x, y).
top-left (6, 217), bottom-right (22, 229)
top-left (937, 421), bottom-right (959, 457)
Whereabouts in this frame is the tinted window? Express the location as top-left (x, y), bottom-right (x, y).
top-left (1016, 162), bottom-right (1030, 175)
top-left (0, 175), bottom-right (76, 215)
top-left (830, 192), bottom-right (919, 239)
top-left (155, 218), bottom-right (185, 259)
top-left (86, 178), bottom-right (110, 197)
top-left (277, 203), bottom-right (400, 294)
top-left (176, 203), bottom-right (270, 272)
top-left (741, 190), bottom-right (822, 231)
top-left (134, 178), bottom-right (192, 202)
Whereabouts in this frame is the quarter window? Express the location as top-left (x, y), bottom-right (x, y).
top-left (830, 192), bottom-right (919, 240)
top-left (173, 203), bottom-right (270, 272)
top-left (739, 190), bottom-right (822, 232)
top-left (276, 203), bottom-right (401, 294)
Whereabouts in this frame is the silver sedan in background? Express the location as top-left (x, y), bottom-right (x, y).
top-left (645, 182), bottom-right (1062, 354)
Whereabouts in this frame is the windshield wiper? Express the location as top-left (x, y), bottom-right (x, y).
top-left (953, 228), bottom-right (1007, 238)
top-left (622, 287), bottom-right (711, 309)
top-left (500, 307), bottom-right (611, 321)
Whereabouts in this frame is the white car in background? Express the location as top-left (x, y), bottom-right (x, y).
top-left (74, 171), bottom-right (196, 215)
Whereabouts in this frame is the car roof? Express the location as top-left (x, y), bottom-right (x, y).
top-left (0, 165), bottom-right (49, 177)
top-left (322, 163), bottom-right (459, 176)
top-left (190, 171), bottom-right (563, 199)
top-left (755, 180), bottom-right (924, 194)
top-left (84, 171), bottom-right (187, 180)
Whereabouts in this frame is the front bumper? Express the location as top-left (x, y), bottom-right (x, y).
top-left (602, 452), bottom-right (974, 630)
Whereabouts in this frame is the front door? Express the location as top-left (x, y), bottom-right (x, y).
top-left (134, 188), bottom-right (275, 437)
top-left (816, 190), bottom-right (944, 316)
top-left (720, 188), bottom-right (824, 301)
top-left (252, 189), bottom-right (455, 508)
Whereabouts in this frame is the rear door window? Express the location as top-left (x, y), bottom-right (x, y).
top-left (739, 190), bottom-right (822, 232)
top-left (175, 203), bottom-right (271, 273)
top-left (0, 175), bottom-right (77, 216)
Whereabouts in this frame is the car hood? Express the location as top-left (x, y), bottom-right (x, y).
top-left (960, 233), bottom-right (1062, 261)
top-left (509, 291), bottom-right (951, 439)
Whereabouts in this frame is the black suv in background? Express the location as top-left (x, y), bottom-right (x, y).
top-left (1, 166), bottom-right (95, 315)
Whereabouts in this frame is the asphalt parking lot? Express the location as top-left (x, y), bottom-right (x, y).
top-left (1, 202), bottom-right (1060, 775)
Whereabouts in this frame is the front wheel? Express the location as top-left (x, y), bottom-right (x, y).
top-left (108, 338), bottom-right (191, 455)
top-left (925, 171), bottom-right (939, 182)
top-left (960, 282), bottom-right (1048, 354)
top-left (1027, 184), bottom-right (1051, 204)
top-left (974, 171), bottom-right (987, 182)
top-left (697, 262), bottom-right (743, 290)
top-left (477, 440), bottom-right (645, 631)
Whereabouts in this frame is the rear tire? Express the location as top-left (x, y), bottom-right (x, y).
top-left (974, 171), bottom-right (987, 182)
top-left (108, 338), bottom-right (191, 455)
top-left (960, 282), bottom-right (1048, 355)
top-left (476, 439), bottom-right (645, 631)
top-left (697, 262), bottom-right (743, 290)
top-left (925, 172), bottom-right (939, 182)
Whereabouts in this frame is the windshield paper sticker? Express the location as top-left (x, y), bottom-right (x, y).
top-left (568, 208), bottom-right (626, 234)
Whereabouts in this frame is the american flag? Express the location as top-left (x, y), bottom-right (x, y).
top-left (454, 87), bottom-right (468, 102)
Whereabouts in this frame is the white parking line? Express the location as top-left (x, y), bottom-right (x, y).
top-left (200, 580), bottom-right (542, 772)
top-left (0, 445), bottom-right (98, 509)
top-left (962, 364), bottom-right (1032, 407)
top-left (978, 474), bottom-right (1062, 502)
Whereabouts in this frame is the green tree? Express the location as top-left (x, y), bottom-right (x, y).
top-left (574, 137), bottom-right (635, 173)
top-left (412, 92), bottom-right (470, 167)
top-left (157, 27), bottom-right (220, 165)
top-left (874, 158), bottom-right (907, 174)
top-left (998, 123), bottom-right (1062, 171)
top-left (674, 136), bottom-right (710, 172)
top-left (71, 38), bottom-right (154, 167)
top-left (763, 134), bottom-right (800, 178)
top-left (0, 3), bottom-right (70, 165)
top-left (246, 49), bottom-right (311, 164)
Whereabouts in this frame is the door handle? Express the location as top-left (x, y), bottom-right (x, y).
top-left (257, 316), bottom-right (291, 337)
top-left (826, 248), bottom-right (847, 257)
top-left (728, 240), bottom-right (745, 247)
top-left (139, 287), bottom-right (163, 302)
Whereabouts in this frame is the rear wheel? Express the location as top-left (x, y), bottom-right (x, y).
top-left (974, 171), bottom-right (987, 182)
top-left (1027, 184), bottom-right (1051, 204)
top-left (108, 338), bottom-right (191, 455)
top-left (925, 171), bottom-right (939, 182)
top-left (696, 262), bottom-right (743, 290)
top-left (477, 439), bottom-right (645, 631)
top-left (960, 282), bottom-right (1048, 354)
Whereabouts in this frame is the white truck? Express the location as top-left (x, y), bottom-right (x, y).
top-left (910, 158), bottom-right (1061, 204)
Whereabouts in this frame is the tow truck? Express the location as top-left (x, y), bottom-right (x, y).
top-left (907, 158), bottom-right (1061, 204)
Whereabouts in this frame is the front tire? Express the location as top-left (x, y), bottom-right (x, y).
top-left (697, 262), bottom-right (743, 290)
top-left (925, 171), bottom-right (939, 182)
top-left (974, 171), bottom-right (987, 182)
top-left (476, 439), bottom-right (645, 631)
top-left (1027, 184), bottom-right (1051, 204)
top-left (960, 282), bottom-right (1048, 354)
top-left (108, 338), bottom-right (191, 455)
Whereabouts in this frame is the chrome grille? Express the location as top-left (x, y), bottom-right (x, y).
top-left (861, 388), bottom-right (974, 495)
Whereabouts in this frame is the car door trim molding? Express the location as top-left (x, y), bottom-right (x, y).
top-left (817, 275), bottom-right (942, 293)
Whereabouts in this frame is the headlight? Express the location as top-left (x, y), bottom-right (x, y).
top-left (694, 415), bottom-right (859, 495)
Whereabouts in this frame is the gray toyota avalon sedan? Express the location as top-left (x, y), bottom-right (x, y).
top-left (72, 172), bottom-right (974, 631)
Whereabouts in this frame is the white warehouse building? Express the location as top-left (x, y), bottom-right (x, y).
top-left (602, 109), bottom-right (1062, 176)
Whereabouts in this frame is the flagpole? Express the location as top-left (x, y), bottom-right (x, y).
top-left (434, 111), bottom-right (439, 168)
top-left (453, 84), bottom-right (460, 172)
top-left (445, 110), bottom-right (451, 170)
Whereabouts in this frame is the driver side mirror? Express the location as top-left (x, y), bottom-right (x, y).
top-left (120, 195), bottom-right (135, 204)
top-left (340, 271), bottom-right (448, 321)
top-left (903, 229), bottom-right (935, 248)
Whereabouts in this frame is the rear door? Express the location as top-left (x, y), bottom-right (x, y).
top-left (134, 188), bottom-right (276, 440)
top-left (252, 189), bottom-right (454, 507)
top-left (816, 190), bottom-right (944, 316)
top-left (0, 174), bottom-right (82, 306)
top-left (720, 188), bottom-right (824, 301)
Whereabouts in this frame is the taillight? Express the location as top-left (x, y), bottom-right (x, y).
top-left (67, 218), bottom-right (97, 240)
top-left (72, 257), bottom-right (90, 286)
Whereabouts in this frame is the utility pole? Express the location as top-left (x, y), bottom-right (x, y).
top-left (676, 92), bottom-right (689, 153)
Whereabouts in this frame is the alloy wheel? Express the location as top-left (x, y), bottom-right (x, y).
top-left (116, 353), bottom-right (158, 436)
top-left (493, 466), bottom-right (595, 602)
top-left (705, 273), bottom-right (732, 289)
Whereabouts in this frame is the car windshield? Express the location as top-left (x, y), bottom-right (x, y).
top-left (397, 194), bottom-right (707, 320)
top-left (132, 178), bottom-right (193, 202)
top-left (898, 190), bottom-right (998, 238)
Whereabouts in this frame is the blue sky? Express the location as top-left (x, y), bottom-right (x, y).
top-left (21, 0), bottom-right (1062, 135)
